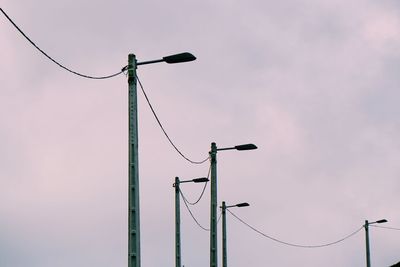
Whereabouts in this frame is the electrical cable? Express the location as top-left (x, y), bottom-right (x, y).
top-left (227, 209), bottom-right (363, 248)
top-left (370, 225), bottom-right (400, 231)
top-left (0, 8), bottom-right (125, 79)
top-left (179, 188), bottom-right (209, 231)
top-left (217, 210), bottom-right (222, 224)
top-left (136, 74), bottom-right (210, 165)
top-left (179, 164), bottom-right (211, 205)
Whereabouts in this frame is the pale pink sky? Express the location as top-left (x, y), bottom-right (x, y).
top-left (1, 1), bottom-right (400, 266)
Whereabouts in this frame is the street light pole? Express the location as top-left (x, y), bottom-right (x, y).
top-left (175, 177), bottom-right (182, 267)
top-left (127, 52), bottom-right (196, 267)
top-left (128, 54), bottom-right (140, 267)
top-left (209, 142), bottom-right (257, 267)
top-left (364, 219), bottom-right (387, 267)
top-left (174, 176), bottom-right (209, 267)
top-left (221, 202), bottom-right (227, 267)
top-left (210, 142), bottom-right (218, 267)
top-left (365, 220), bottom-right (371, 267)
top-left (221, 202), bottom-right (249, 267)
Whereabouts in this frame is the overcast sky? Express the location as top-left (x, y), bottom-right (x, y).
top-left (1, 1), bottom-right (400, 266)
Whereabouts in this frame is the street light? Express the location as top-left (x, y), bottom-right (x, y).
top-left (364, 219), bottom-right (388, 267)
top-left (136, 52), bottom-right (196, 66)
top-left (209, 142), bottom-right (257, 267)
top-left (216, 144), bottom-right (258, 151)
top-left (221, 201), bottom-right (250, 267)
top-left (127, 52), bottom-right (196, 267)
top-left (173, 176), bottom-right (209, 267)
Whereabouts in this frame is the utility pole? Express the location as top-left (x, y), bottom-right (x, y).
top-left (175, 177), bottom-right (182, 267)
top-left (221, 201), bottom-right (227, 267)
top-left (126, 52), bottom-right (196, 267)
top-left (364, 219), bottom-right (388, 267)
top-left (221, 202), bottom-right (249, 267)
top-left (365, 220), bottom-right (371, 267)
top-left (128, 54), bottom-right (140, 267)
top-left (174, 176), bottom-right (208, 267)
top-left (209, 143), bottom-right (257, 267)
top-left (210, 142), bottom-right (218, 267)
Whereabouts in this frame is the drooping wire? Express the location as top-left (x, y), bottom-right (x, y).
top-left (217, 211), bottom-right (222, 224)
top-left (179, 188), bottom-right (209, 231)
top-left (179, 164), bottom-right (211, 205)
top-left (0, 8), bottom-right (125, 79)
top-left (370, 225), bottom-right (400, 231)
top-left (136, 74), bottom-right (210, 164)
top-left (227, 210), bottom-right (363, 248)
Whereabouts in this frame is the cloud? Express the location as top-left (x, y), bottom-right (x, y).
top-left (1, 1), bottom-right (400, 266)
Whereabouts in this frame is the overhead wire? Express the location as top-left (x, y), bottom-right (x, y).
top-left (179, 163), bottom-right (211, 205)
top-left (179, 188), bottom-right (209, 231)
top-left (370, 225), bottom-right (400, 231)
top-left (217, 211), bottom-right (222, 224)
top-left (136, 74), bottom-right (210, 165)
top-left (0, 8), bottom-right (125, 79)
top-left (227, 209), bottom-right (363, 249)
top-left (1, 7), bottom-right (210, 162)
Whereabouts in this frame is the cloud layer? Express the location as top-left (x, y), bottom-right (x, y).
top-left (1, 1), bottom-right (400, 266)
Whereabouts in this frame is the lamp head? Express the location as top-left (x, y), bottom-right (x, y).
top-left (234, 144), bottom-right (257, 151)
top-left (163, 52), bottom-right (196, 64)
top-left (192, 177), bottom-right (209, 183)
top-left (236, 202), bottom-right (250, 207)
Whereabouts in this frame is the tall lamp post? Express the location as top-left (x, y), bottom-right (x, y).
top-left (221, 201), bottom-right (250, 267)
top-left (209, 142), bottom-right (257, 267)
top-left (127, 52), bottom-right (196, 267)
top-left (173, 177), bottom-right (209, 267)
top-left (364, 219), bottom-right (387, 267)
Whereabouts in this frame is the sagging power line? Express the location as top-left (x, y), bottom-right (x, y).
top-left (0, 8), bottom-right (125, 79)
top-left (179, 164), bottom-right (211, 206)
top-left (180, 188), bottom-right (210, 231)
top-left (136, 75), bottom-right (210, 165)
top-left (227, 209), bottom-right (364, 249)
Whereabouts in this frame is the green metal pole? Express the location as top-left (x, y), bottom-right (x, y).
top-left (365, 220), bottom-right (371, 267)
top-left (128, 54), bottom-right (140, 267)
top-left (210, 142), bottom-right (218, 267)
top-left (222, 202), bottom-right (227, 267)
top-left (175, 177), bottom-right (182, 267)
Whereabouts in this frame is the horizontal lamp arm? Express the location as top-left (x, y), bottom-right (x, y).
top-left (137, 58), bottom-right (164, 66)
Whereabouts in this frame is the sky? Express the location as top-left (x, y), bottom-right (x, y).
top-left (1, 1), bottom-right (400, 266)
